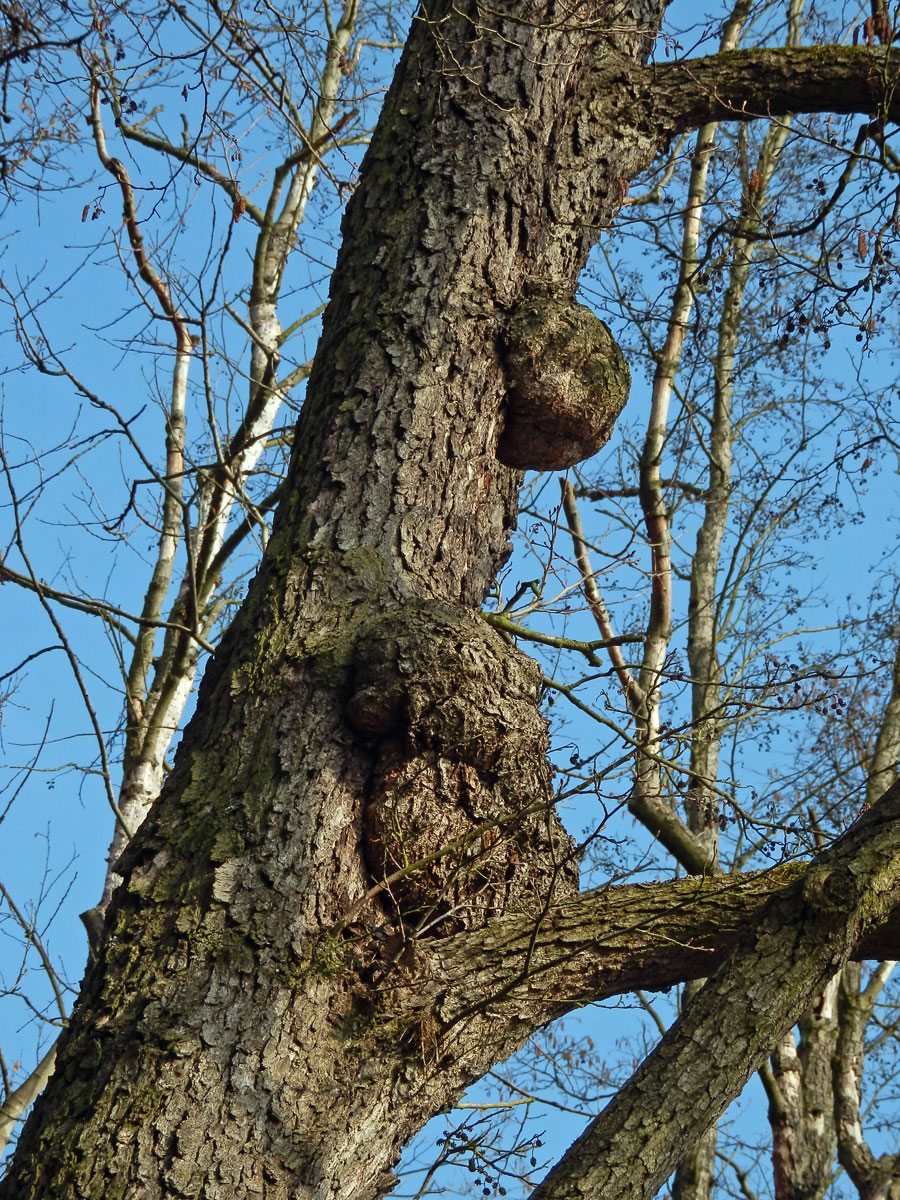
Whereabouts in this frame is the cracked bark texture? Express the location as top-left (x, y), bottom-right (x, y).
top-left (4, 5), bottom-right (900, 1200)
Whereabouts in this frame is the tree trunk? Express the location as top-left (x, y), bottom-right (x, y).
top-left (0, 5), bottom-right (668, 1195)
top-left (765, 980), bottom-right (840, 1200)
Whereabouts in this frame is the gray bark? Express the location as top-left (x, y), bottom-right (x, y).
top-left (835, 962), bottom-right (900, 1200)
top-left (765, 979), bottom-right (840, 1200)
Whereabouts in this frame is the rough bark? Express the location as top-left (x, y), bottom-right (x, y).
top-left (98, 2), bottom-right (357, 908)
top-left (0, 5), bottom-right (671, 1196)
top-left (671, 983), bottom-right (719, 1200)
top-left (615, 45), bottom-right (900, 136)
top-left (4, 5), bottom-right (900, 1200)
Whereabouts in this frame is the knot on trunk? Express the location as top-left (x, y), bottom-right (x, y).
top-left (496, 296), bottom-right (630, 471)
top-left (803, 865), bottom-right (860, 912)
top-left (345, 603), bottom-right (578, 929)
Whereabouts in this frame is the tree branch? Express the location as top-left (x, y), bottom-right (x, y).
top-left (0, 1044), bottom-right (56, 1153)
top-left (525, 777), bottom-right (900, 1200)
top-left (426, 857), bottom-right (900, 1036)
top-left (596, 46), bottom-right (900, 138)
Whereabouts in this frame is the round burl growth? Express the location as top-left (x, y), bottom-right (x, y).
top-left (344, 604), bottom-right (578, 929)
top-left (497, 297), bottom-right (630, 470)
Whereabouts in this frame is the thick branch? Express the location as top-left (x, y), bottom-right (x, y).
top-left (527, 778), bottom-right (900, 1200)
top-left (600, 46), bottom-right (900, 137)
top-left (427, 861), bottom-right (900, 1030)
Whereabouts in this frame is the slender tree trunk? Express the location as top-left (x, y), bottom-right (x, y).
top-left (834, 962), bottom-right (900, 1200)
top-left (763, 608), bottom-right (900, 1200)
top-left (764, 978), bottom-right (840, 1200)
